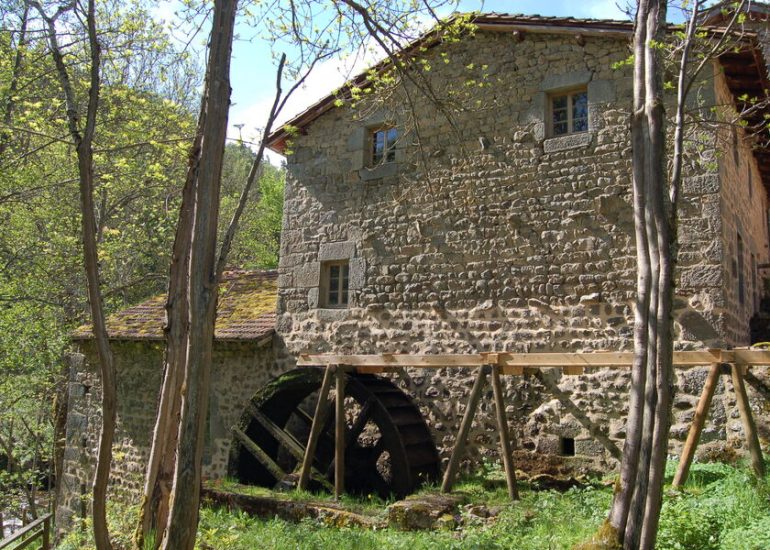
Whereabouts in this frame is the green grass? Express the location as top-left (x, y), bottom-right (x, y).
top-left (58, 460), bottom-right (770, 550)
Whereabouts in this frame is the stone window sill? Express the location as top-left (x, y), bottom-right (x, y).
top-left (359, 162), bottom-right (399, 181)
top-left (543, 132), bottom-right (593, 153)
top-left (316, 308), bottom-right (350, 322)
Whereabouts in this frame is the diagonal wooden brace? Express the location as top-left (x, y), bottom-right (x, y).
top-left (441, 365), bottom-right (490, 493)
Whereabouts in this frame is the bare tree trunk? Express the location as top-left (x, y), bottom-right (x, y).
top-left (135, 3), bottom-right (237, 549)
top-left (160, 1), bottom-right (236, 545)
top-left (608, 1), bottom-right (672, 548)
top-left (136, 74), bottom-right (207, 550)
top-left (34, 1), bottom-right (116, 548)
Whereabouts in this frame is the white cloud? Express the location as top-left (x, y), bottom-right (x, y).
top-left (229, 46), bottom-right (383, 163)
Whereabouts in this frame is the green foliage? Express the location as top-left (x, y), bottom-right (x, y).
top-left (54, 462), bottom-right (770, 549)
top-left (657, 461), bottom-right (770, 550)
top-left (218, 143), bottom-right (285, 269)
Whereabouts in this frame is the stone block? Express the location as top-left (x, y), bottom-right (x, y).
top-left (543, 132), bottom-right (592, 153)
top-left (574, 438), bottom-right (606, 457)
top-left (683, 174), bottom-right (719, 195)
top-left (295, 261), bottom-right (320, 287)
top-left (540, 69), bottom-right (592, 91)
top-left (319, 241), bottom-right (356, 261)
top-left (679, 265), bottom-right (722, 289)
top-left (349, 257), bottom-right (366, 289)
top-left (307, 287), bottom-right (319, 308)
top-left (587, 79), bottom-right (615, 103)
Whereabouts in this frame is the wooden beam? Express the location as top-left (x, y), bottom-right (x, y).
top-left (232, 426), bottom-right (286, 481)
top-left (672, 363), bottom-right (723, 488)
top-left (335, 366), bottom-right (346, 498)
top-left (297, 350), bottom-right (754, 369)
top-left (441, 365), bottom-right (490, 493)
top-left (491, 365), bottom-right (518, 500)
top-left (731, 364), bottom-right (766, 478)
top-left (298, 365), bottom-right (335, 490)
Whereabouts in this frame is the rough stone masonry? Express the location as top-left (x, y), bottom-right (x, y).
top-left (269, 15), bottom-right (770, 470)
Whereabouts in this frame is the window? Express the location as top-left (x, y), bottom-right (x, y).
top-left (370, 126), bottom-right (397, 166)
top-left (550, 89), bottom-right (588, 136)
top-left (321, 260), bottom-right (349, 308)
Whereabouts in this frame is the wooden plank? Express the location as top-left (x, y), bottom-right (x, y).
top-left (0, 514), bottom-right (52, 549)
top-left (247, 404), bottom-right (333, 491)
top-left (441, 365), bottom-right (490, 493)
top-left (672, 363), bottom-right (722, 488)
top-left (298, 365), bottom-right (335, 490)
top-left (232, 426), bottom-right (286, 482)
top-left (491, 365), bottom-right (518, 500)
top-left (335, 366), bottom-right (346, 498)
top-left (731, 364), bottom-right (766, 478)
top-left (297, 350), bottom-right (730, 369)
top-left (298, 354), bottom-right (486, 368)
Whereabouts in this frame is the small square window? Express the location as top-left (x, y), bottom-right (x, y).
top-left (321, 260), bottom-right (349, 308)
top-left (549, 89), bottom-right (588, 136)
top-left (370, 126), bottom-right (397, 166)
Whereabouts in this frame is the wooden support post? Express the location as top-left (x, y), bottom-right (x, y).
top-left (298, 365), bottom-right (335, 490)
top-left (335, 366), bottom-right (346, 499)
top-left (42, 515), bottom-right (50, 550)
top-left (672, 363), bottom-right (722, 488)
top-left (731, 364), bottom-right (766, 478)
top-left (232, 426), bottom-right (286, 481)
top-left (441, 365), bottom-right (490, 493)
top-left (491, 365), bottom-right (519, 500)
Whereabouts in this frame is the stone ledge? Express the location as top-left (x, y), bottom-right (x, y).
top-left (543, 132), bottom-right (593, 153)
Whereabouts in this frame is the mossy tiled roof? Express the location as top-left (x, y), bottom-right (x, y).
top-left (73, 270), bottom-right (277, 342)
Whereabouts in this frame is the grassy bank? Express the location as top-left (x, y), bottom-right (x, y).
top-left (60, 460), bottom-right (770, 549)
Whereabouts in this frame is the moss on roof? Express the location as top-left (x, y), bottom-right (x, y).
top-left (73, 270), bottom-right (277, 342)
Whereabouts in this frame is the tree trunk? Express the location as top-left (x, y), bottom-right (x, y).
top-left (608, 1), bottom-right (674, 548)
top-left (35, 1), bottom-right (116, 547)
top-left (137, 2), bottom-right (237, 549)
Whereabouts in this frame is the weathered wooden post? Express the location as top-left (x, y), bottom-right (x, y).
top-left (491, 364), bottom-right (518, 500)
top-left (441, 364), bottom-right (490, 493)
top-left (335, 365), bottom-right (346, 498)
top-left (298, 365), bottom-right (335, 490)
top-left (672, 363), bottom-right (723, 488)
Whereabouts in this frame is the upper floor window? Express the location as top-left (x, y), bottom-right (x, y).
top-left (321, 260), bottom-right (349, 308)
top-left (550, 89), bottom-right (588, 136)
top-left (370, 126), bottom-right (397, 166)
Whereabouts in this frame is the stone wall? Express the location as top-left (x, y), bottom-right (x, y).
top-left (275, 29), bottom-right (768, 469)
top-left (714, 68), bottom-right (770, 344)
top-left (55, 338), bottom-right (278, 535)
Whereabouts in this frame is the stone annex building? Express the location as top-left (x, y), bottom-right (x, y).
top-left (57, 9), bottom-right (770, 529)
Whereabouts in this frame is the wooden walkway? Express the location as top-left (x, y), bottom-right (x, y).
top-left (289, 349), bottom-right (770, 499)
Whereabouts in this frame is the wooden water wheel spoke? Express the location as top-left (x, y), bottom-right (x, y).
top-left (231, 369), bottom-right (439, 498)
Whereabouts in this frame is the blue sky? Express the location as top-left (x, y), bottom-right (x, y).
top-left (154, 1), bottom-right (687, 157)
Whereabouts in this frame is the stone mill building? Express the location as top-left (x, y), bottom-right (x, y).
top-left (57, 11), bottom-right (770, 528)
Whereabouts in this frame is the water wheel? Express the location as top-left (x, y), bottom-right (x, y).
top-left (229, 368), bottom-right (440, 498)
